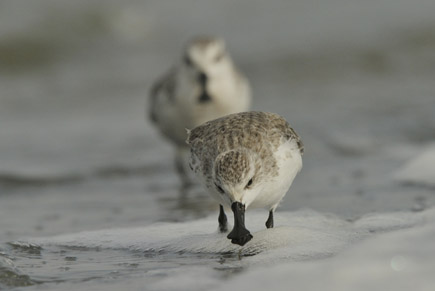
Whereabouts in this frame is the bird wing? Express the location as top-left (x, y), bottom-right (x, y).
top-left (186, 111), bottom-right (304, 155)
top-left (264, 112), bottom-right (304, 155)
top-left (148, 68), bottom-right (177, 123)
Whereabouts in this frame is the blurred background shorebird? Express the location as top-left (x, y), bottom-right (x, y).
top-left (148, 36), bottom-right (251, 187)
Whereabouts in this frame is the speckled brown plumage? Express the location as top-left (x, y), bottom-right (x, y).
top-left (214, 150), bottom-right (250, 185)
top-left (186, 111), bottom-right (303, 189)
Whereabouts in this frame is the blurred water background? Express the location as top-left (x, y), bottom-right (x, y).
top-left (1, 0), bottom-right (435, 290)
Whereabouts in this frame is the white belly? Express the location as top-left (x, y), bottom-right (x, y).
top-left (248, 141), bottom-right (302, 210)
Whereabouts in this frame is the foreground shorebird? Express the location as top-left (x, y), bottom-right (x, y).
top-left (149, 36), bottom-right (251, 186)
top-left (186, 111), bottom-right (304, 246)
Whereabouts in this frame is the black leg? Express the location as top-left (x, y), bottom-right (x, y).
top-left (227, 202), bottom-right (253, 246)
top-left (265, 210), bottom-right (274, 229)
top-left (218, 205), bottom-right (228, 232)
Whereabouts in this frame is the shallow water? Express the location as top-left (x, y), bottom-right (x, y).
top-left (1, 0), bottom-right (435, 290)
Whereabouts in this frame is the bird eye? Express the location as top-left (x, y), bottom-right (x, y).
top-left (214, 52), bottom-right (224, 63)
top-left (215, 183), bottom-right (225, 194)
top-left (245, 178), bottom-right (253, 189)
top-left (184, 54), bottom-right (193, 67)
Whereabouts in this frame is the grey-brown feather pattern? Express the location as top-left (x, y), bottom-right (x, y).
top-left (186, 111), bottom-right (303, 188)
top-left (149, 68), bottom-right (177, 123)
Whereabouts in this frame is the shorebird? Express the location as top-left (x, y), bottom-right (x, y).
top-left (186, 111), bottom-right (304, 246)
top-left (149, 36), bottom-right (251, 186)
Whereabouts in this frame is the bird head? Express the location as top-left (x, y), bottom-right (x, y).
top-left (182, 36), bottom-right (232, 79)
top-left (212, 149), bottom-right (261, 208)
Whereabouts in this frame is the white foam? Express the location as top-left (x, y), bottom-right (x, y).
top-left (25, 208), bottom-right (427, 262)
top-left (18, 208), bottom-right (435, 290)
top-left (212, 208), bottom-right (435, 291)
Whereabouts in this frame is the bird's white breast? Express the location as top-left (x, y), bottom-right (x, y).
top-left (248, 140), bottom-right (302, 210)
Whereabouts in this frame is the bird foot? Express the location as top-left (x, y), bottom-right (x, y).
top-left (227, 225), bottom-right (253, 246)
